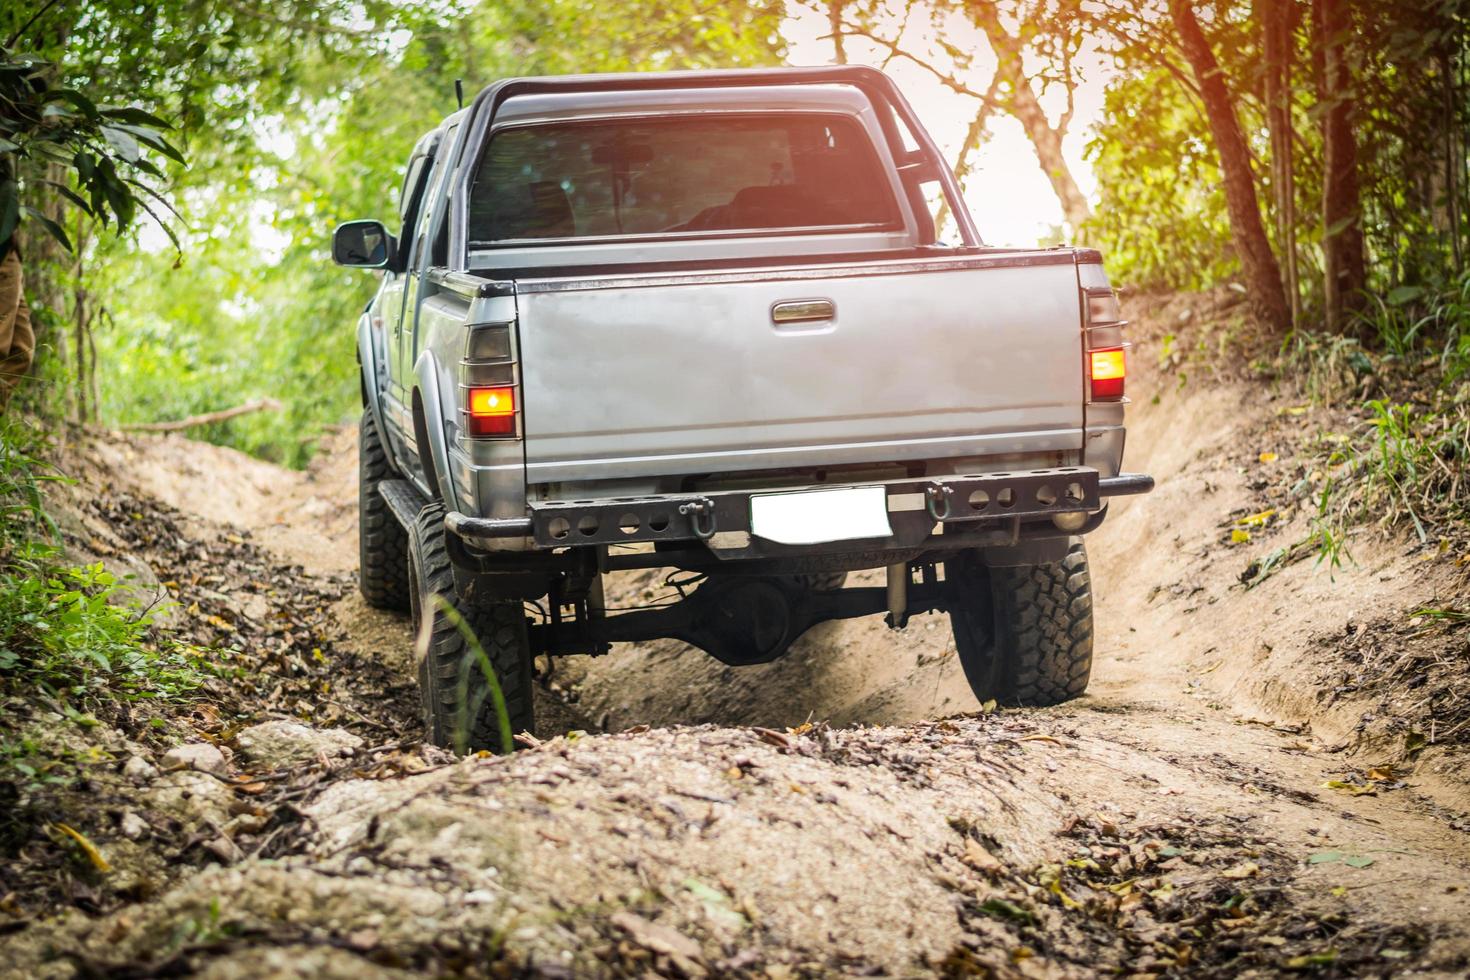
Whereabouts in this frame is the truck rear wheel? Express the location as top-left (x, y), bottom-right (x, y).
top-left (358, 408), bottom-right (410, 611)
top-left (408, 502), bottom-right (535, 751)
top-left (946, 540), bottom-right (1093, 707)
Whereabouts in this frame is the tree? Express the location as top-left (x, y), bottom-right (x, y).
top-left (1167, 0), bottom-right (1291, 333)
top-left (829, 0), bottom-right (849, 63)
top-left (0, 44), bottom-right (184, 409)
top-left (823, 0), bottom-right (1093, 239)
top-left (1313, 0), bottom-right (1367, 331)
top-left (0, 47), bottom-right (183, 253)
top-left (965, 0), bottom-right (1091, 232)
top-left (1260, 0), bottom-right (1300, 327)
top-left (77, 0), bottom-right (784, 461)
top-left (0, 0), bottom-right (401, 417)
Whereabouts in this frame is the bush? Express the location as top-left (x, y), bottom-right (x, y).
top-left (0, 416), bottom-right (203, 787)
top-left (1287, 275), bottom-right (1470, 564)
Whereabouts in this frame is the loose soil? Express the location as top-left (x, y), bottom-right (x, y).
top-left (3, 300), bottom-right (1469, 977)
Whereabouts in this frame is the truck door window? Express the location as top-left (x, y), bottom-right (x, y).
top-left (399, 155), bottom-right (428, 224)
top-left (468, 113), bottom-right (901, 243)
top-left (406, 125), bottom-right (457, 270)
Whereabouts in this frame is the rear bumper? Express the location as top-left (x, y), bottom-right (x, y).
top-left (446, 468), bottom-right (1154, 554)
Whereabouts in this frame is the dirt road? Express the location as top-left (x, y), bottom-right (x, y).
top-left (6, 301), bottom-right (1470, 977)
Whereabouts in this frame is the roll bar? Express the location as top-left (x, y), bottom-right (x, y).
top-left (450, 65), bottom-right (982, 260)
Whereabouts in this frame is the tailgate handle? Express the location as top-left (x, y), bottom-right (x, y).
top-left (771, 299), bottom-right (835, 324)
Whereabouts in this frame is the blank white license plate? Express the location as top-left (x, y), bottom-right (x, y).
top-left (749, 486), bottom-right (892, 545)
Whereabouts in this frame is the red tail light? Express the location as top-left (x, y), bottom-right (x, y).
top-left (461, 322), bottom-right (520, 439)
top-left (1089, 347), bottom-right (1126, 401)
top-left (467, 385), bottom-right (516, 436)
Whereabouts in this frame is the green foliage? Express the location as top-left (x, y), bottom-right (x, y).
top-left (1288, 271), bottom-right (1470, 562)
top-left (1350, 1), bottom-right (1470, 292)
top-left (1084, 69), bottom-right (1236, 290)
top-left (0, 44), bottom-right (184, 251)
top-left (169, 897), bottom-right (240, 950)
top-left (1356, 398), bottom-right (1467, 543)
top-left (1278, 331), bottom-right (1372, 407)
top-left (0, 413), bottom-right (59, 553)
top-left (0, 0), bottom-right (429, 431)
top-left (0, 414), bottom-right (204, 811)
top-left (0, 415), bottom-right (201, 704)
top-left (1089, 1), bottom-right (1469, 308)
top-left (73, 0), bottom-right (784, 465)
top-left (0, 563), bottom-right (180, 691)
top-left (1348, 268), bottom-right (1470, 381)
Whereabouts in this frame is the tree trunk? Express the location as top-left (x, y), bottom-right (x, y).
top-left (828, 0), bottom-right (847, 65)
top-left (966, 2), bottom-right (1091, 235)
top-left (1261, 0), bottom-right (1300, 327)
top-left (1442, 48), bottom-right (1462, 271)
top-left (1314, 0), bottom-right (1367, 332)
top-left (1169, 0), bottom-right (1291, 333)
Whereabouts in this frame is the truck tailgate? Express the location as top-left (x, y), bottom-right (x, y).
top-left (515, 255), bottom-right (1085, 483)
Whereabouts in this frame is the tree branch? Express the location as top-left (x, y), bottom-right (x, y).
top-left (121, 398), bottom-right (283, 433)
top-left (5, 0), bottom-right (63, 47)
top-left (837, 21), bottom-right (1001, 107)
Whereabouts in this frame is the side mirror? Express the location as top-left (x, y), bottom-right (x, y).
top-left (332, 219), bottom-right (396, 269)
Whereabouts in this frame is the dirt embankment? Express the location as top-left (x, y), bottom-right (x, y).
top-left (4, 299), bottom-right (1470, 977)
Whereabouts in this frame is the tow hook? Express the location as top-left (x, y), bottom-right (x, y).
top-left (678, 497), bottom-right (717, 540)
top-left (924, 483), bottom-right (954, 521)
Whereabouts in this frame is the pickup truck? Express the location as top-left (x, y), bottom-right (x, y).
top-left (331, 66), bottom-right (1153, 751)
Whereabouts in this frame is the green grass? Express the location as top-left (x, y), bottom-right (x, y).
top-left (1283, 274), bottom-right (1470, 565)
top-left (0, 414), bottom-right (205, 800)
top-left (1278, 331), bottom-right (1374, 407)
top-left (0, 414), bottom-right (62, 554)
top-left (1413, 606), bottom-right (1470, 626)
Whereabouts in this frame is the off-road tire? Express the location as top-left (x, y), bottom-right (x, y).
top-left (358, 408), bottom-right (410, 611)
top-left (946, 539), bottom-right (1093, 707)
top-left (408, 502), bottom-right (535, 751)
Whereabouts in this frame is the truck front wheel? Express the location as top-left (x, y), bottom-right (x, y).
top-left (358, 408), bottom-right (410, 611)
top-left (408, 502), bottom-right (536, 751)
top-left (945, 540), bottom-right (1093, 707)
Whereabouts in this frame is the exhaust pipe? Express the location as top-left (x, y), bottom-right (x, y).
top-left (885, 561), bottom-right (908, 629)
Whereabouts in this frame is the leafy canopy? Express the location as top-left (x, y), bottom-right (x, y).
top-left (0, 45), bottom-right (184, 251)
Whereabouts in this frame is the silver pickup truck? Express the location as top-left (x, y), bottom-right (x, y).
top-left (331, 66), bottom-right (1152, 750)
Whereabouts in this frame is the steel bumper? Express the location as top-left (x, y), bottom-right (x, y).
top-left (446, 468), bottom-right (1155, 552)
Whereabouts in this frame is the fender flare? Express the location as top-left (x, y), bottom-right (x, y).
top-left (412, 351), bottom-right (461, 514)
top-left (356, 313), bottom-right (389, 445)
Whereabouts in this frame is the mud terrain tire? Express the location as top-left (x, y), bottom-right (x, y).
top-left (358, 408), bottom-right (410, 611)
top-left (947, 539), bottom-right (1093, 707)
top-left (408, 502), bottom-right (535, 751)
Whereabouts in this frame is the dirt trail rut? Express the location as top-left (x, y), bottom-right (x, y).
top-left (6, 305), bottom-right (1470, 977)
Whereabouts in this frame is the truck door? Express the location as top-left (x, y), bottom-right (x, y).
top-left (378, 145), bottom-right (432, 403)
top-left (388, 126), bottom-right (456, 446)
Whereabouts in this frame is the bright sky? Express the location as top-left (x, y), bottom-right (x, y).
top-left (782, 2), bottom-right (1112, 247)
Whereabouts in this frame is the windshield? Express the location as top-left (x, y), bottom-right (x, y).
top-left (467, 113), bottom-right (900, 243)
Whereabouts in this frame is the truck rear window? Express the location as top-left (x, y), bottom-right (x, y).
top-left (468, 114), bottom-right (900, 243)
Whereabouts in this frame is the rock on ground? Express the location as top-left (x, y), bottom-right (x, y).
top-left (161, 742), bottom-right (230, 775)
top-left (235, 720), bottom-right (364, 767)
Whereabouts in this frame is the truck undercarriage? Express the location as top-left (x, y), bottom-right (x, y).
top-left (376, 467), bottom-right (1151, 668)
